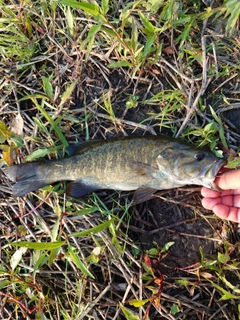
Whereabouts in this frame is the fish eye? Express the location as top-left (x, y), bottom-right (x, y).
top-left (194, 153), bottom-right (205, 161)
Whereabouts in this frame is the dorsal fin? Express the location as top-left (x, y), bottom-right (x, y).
top-left (66, 139), bottom-right (103, 156)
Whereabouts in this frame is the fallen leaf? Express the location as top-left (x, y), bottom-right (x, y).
top-left (2, 145), bottom-right (12, 166)
top-left (11, 113), bottom-right (24, 136)
top-left (0, 121), bottom-right (14, 143)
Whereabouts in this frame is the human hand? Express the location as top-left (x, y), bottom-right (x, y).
top-left (201, 170), bottom-right (240, 223)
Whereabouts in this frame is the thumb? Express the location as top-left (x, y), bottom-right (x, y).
top-left (215, 169), bottom-right (240, 190)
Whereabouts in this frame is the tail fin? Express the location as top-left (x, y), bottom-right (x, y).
top-left (3, 162), bottom-right (51, 197)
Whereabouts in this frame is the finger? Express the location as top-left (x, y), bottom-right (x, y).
top-left (212, 205), bottom-right (240, 223)
top-left (215, 170), bottom-right (240, 190)
top-left (201, 197), bottom-right (221, 210)
top-left (201, 187), bottom-right (220, 198)
top-left (232, 189), bottom-right (240, 196)
top-left (221, 190), bottom-right (237, 196)
top-left (221, 194), bottom-right (240, 207)
top-left (221, 195), bottom-right (234, 207)
top-left (233, 194), bottom-right (240, 207)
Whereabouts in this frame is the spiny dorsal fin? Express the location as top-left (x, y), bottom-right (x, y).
top-left (66, 139), bottom-right (103, 156)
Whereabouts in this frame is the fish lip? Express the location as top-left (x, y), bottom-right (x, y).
top-left (200, 158), bottom-right (226, 179)
top-left (212, 158), bottom-right (227, 176)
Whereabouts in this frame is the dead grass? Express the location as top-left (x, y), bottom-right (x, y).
top-left (0, 0), bottom-right (240, 319)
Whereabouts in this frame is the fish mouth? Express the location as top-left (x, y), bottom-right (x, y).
top-left (200, 158), bottom-right (226, 179)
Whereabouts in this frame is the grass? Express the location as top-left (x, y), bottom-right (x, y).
top-left (0, 0), bottom-right (240, 319)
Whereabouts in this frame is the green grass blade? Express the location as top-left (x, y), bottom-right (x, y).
top-left (31, 98), bottom-right (69, 147)
top-left (71, 218), bottom-right (115, 237)
top-left (11, 241), bottom-right (65, 250)
top-left (68, 245), bottom-right (95, 278)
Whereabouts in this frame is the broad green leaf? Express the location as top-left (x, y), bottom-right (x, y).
top-left (0, 280), bottom-right (11, 290)
top-left (176, 279), bottom-right (192, 286)
top-left (68, 245), bottom-right (95, 278)
top-left (101, 0), bottom-right (109, 15)
top-left (58, 0), bottom-right (106, 22)
top-left (11, 241), bottom-right (65, 250)
top-left (148, 248), bottom-right (159, 256)
top-left (24, 148), bottom-right (52, 161)
top-left (219, 292), bottom-right (239, 301)
top-left (86, 246), bottom-right (101, 263)
top-left (161, 241), bottom-right (174, 253)
top-left (59, 0), bottom-right (99, 11)
top-left (225, 157), bottom-right (240, 169)
top-left (209, 106), bottom-right (222, 125)
top-left (86, 253), bottom-right (99, 263)
top-left (33, 252), bottom-right (48, 274)
top-left (142, 262), bottom-right (154, 277)
top-left (171, 303), bottom-right (180, 315)
top-left (218, 252), bottom-right (230, 264)
top-left (141, 275), bottom-right (154, 281)
top-left (101, 26), bottom-right (118, 38)
top-left (9, 136), bottom-right (23, 147)
top-left (71, 218), bottom-right (115, 237)
top-left (128, 298), bottom-right (150, 307)
top-left (207, 279), bottom-right (239, 300)
top-left (217, 273), bottom-right (240, 294)
top-left (119, 303), bottom-right (140, 320)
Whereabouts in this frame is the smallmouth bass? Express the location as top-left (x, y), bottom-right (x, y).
top-left (2, 136), bottom-right (226, 202)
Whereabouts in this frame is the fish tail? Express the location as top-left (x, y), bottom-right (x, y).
top-left (3, 161), bottom-right (54, 197)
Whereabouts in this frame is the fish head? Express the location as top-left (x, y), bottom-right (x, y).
top-left (156, 143), bottom-right (226, 190)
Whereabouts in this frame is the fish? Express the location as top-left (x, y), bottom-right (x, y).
top-left (2, 136), bottom-right (226, 202)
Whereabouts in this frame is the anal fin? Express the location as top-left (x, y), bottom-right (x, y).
top-left (66, 181), bottom-right (99, 198)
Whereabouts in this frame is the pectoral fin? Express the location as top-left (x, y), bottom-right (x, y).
top-left (133, 187), bottom-right (157, 204)
top-left (130, 161), bottom-right (158, 177)
top-left (66, 181), bottom-right (99, 198)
